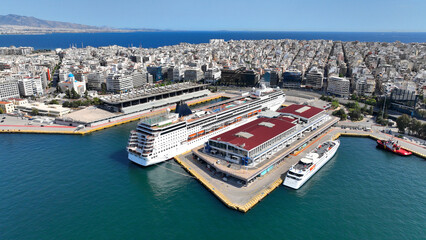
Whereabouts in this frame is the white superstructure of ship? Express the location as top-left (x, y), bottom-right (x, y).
top-left (127, 85), bottom-right (285, 166)
top-left (283, 140), bottom-right (340, 189)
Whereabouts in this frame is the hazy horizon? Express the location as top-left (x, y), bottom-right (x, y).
top-left (1, 0), bottom-right (425, 32)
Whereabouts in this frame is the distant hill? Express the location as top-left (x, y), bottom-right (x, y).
top-left (0, 14), bottom-right (161, 34)
top-left (0, 14), bottom-right (106, 30)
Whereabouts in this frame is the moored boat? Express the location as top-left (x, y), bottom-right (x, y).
top-left (376, 139), bottom-right (412, 156)
top-left (283, 140), bottom-right (340, 189)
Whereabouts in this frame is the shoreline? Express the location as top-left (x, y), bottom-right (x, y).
top-left (0, 93), bottom-right (227, 136)
top-left (174, 129), bottom-right (425, 213)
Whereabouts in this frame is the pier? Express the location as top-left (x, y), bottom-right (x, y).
top-left (174, 126), bottom-right (425, 213)
top-left (0, 92), bottom-right (234, 135)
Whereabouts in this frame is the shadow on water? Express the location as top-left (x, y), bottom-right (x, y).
top-left (109, 149), bottom-right (131, 166)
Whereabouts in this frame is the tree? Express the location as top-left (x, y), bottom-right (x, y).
top-left (0, 108), bottom-right (4, 114)
top-left (365, 98), bottom-right (376, 106)
top-left (92, 97), bottom-right (102, 105)
top-left (396, 114), bottom-right (410, 133)
top-left (408, 118), bottom-right (422, 136)
top-left (101, 83), bottom-right (107, 94)
top-left (65, 89), bottom-right (71, 99)
top-left (331, 100), bottom-right (339, 109)
top-left (31, 108), bottom-right (39, 116)
top-left (84, 90), bottom-right (88, 99)
top-left (71, 88), bottom-right (80, 99)
top-left (62, 101), bottom-right (70, 108)
top-left (332, 108), bottom-right (347, 120)
top-left (49, 99), bottom-right (59, 105)
top-left (421, 124), bottom-right (426, 139)
top-left (349, 108), bottom-right (363, 121)
top-left (368, 106), bottom-right (374, 115)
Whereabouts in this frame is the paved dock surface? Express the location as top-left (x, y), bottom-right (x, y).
top-left (0, 92), bottom-right (232, 135)
top-left (175, 126), bottom-right (425, 212)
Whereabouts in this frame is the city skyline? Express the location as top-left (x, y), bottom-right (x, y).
top-left (1, 0), bottom-right (425, 32)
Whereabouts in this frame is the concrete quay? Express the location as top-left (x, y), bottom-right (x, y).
top-left (174, 126), bottom-right (425, 213)
top-left (0, 92), bottom-right (230, 135)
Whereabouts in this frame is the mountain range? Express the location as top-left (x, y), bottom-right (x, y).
top-left (0, 14), bottom-right (156, 34)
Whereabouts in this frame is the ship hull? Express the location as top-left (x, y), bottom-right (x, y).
top-left (128, 109), bottom-right (268, 166)
top-left (376, 140), bottom-right (412, 156)
top-left (127, 92), bottom-right (285, 167)
top-left (283, 140), bottom-right (340, 189)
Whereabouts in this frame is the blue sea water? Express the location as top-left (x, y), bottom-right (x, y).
top-left (0, 122), bottom-right (425, 240)
top-left (0, 31), bottom-right (425, 49)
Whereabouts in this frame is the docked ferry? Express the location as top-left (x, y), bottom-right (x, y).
top-left (376, 139), bottom-right (412, 156)
top-left (283, 140), bottom-right (340, 189)
top-left (127, 85), bottom-right (285, 166)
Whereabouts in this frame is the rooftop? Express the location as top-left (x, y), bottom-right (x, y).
top-left (100, 82), bottom-right (208, 104)
top-left (277, 104), bottom-right (324, 120)
top-left (211, 117), bottom-right (296, 151)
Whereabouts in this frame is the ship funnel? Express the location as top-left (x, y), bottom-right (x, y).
top-left (175, 100), bottom-right (192, 117)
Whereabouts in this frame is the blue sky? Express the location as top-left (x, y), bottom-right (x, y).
top-left (1, 0), bottom-right (425, 31)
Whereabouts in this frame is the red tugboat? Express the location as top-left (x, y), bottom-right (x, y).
top-left (377, 139), bottom-right (412, 156)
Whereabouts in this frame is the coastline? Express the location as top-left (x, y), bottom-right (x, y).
top-left (174, 128), bottom-right (425, 213)
top-left (0, 93), bottom-right (227, 136)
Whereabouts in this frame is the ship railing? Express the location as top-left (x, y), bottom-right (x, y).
top-left (142, 145), bottom-right (154, 149)
top-left (128, 148), bottom-right (141, 156)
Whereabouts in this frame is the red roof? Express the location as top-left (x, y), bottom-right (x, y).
top-left (277, 116), bottom-right (297, 123)
top-left (210, 117), bottom-right (296, 151)
top-left (277, 104), bottom-right (324, 120)
top-left (0, 101), bottom-right (12, 104)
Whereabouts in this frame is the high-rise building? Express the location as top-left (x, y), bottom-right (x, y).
top-left (18, 78), bottom-right (34, 97)
top-left (204, 69), bottom-right (221, 83)
top-left (131, 71), bottom-right (147, 88)
top-left (184, 69), bottom-right (204, 82)
top-left (32, 77), bottom-right (43, 96)
top-left (0, 79), bottom-right (20, 100)
top-left (147, 66), bottom-right (162, 82)
top-left (305, 67), bottom-right (324, 89)
top-left (220, 68), bottom-right (259, 87)
top-left (106, 73), bottom-right (134, 93)
top-left (355, 76), bottom-right (376, 96)
top-left (88, 72), bottom-right (106, 90)
top-left (262, 70), bottom-right (280, 87)
top-left (172, 68), bottom-right (182, 82)
top-left (327, 76), bottom-right (350, 97)
top-left (282, 69), bottom-right (302, 88)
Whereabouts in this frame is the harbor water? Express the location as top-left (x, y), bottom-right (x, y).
top-left (1, 123), bottom-right (425, 239)
top-left (1, 31), bottom-right (426, 50)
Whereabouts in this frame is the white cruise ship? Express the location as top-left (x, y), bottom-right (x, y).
top-left (283, 140), bottom-right (340, 189)
top-left (127, 85), bottom-right (285, 166)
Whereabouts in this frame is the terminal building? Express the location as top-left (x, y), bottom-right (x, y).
top-left (100, 82), bottom-right (209, 113)
top-left (277, 104), bottom-right (325, 124)
top-left (203, 104), bottom-right (330, 169)
top-left (207, 117), bottom-right (297, 166)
